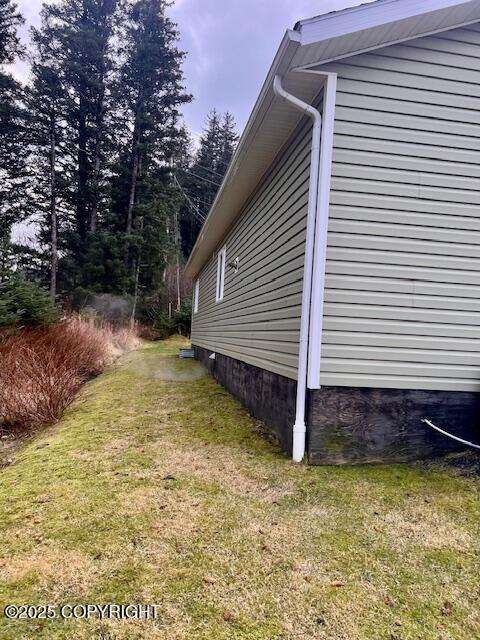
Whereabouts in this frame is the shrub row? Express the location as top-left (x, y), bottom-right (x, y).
top-left (0, 316), bottom-right (139, 432)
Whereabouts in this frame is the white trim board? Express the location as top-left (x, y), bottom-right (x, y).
top-left (293, 16), bottom-right (480, 70)
top-left (301, 72), bottom-right (337, 390)
top-left (297, 0), bottom-right (479, 45)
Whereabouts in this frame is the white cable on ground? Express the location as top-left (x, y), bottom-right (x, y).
top-left (422, 418), bottom-right (480, 450)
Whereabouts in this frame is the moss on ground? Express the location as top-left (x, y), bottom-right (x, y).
top-left (0, 337), bottom-right (479, 639)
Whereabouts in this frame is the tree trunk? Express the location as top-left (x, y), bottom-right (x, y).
top-left (49, 112), bottom-right (58, 301)
top-left (126, 90), bottom-right (143, 236)
top-left (176, 258), bottom-right (181, 312)
top-left (174, 209), bottom-right (181, 311)
top-left (124, 115), bottom-right (142, 275)
top-left (126, 147), bottom-right (139, 235)
top-left (130, 216), bottom-right (144, 328)
top-left (76, 7), bottom-right (90, 242)
top-left (89, 40), bottom-right (108, 234)
top-left (77, 100), bottom-right (88, 241)
top-left (89, 153), bottom-right (101, 233)
top-left (130, 256), bottom-right (140, 329)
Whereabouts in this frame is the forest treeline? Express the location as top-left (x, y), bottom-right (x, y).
top-left (0, 0), bottom-right (237, 326)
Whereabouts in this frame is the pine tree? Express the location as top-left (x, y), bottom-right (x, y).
top-left (72, 0), bottom-right (191, 304)
top-left (115, 0), bottom-right (191, 236)
top-left (37, 0), bottom-right (119, 274)
top-left (26, 21), bottom-right (70, 299)
top-left (194, 109), bottom-right (222, 177)
top-left (104, 0), bottom-right (191, 305)
top-left (0, 0), bottom-right (26, 246)
top-left (0, 0), bottom-right (22, 60)
top-left (218, 111), bottom-right (237, 174)
top-left (178, 109), bottom-right (238, 256)
top-left (1, 0), bottom-right (235, 327)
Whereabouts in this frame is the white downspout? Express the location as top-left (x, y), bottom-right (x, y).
top-left (273, 75), bottom-right (322, 463)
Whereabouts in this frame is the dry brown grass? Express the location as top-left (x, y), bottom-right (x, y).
top-left (0, 549), bottom-right (99, 598)
top-left (0, 315), bottom-right (139, 433)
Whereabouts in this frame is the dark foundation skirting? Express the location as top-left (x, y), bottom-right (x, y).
top-left (307, 386), bottom-right (480, 465)
top-left (193, 345), bottom-right (480, 465)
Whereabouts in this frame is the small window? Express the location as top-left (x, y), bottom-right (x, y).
top-left (193, 279), bottom-right (199, 313)
top-left (216, 245), bottom-right (226, 302)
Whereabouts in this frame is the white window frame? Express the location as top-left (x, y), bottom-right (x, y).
top-left (193, 279), bottom-right (199, 313)
top-left (216, 245), bottom-right (226, 303)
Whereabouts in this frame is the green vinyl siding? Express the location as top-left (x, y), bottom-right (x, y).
top-left (321, 24), bottom-right (480, 392)
top-left (191, 116), bottom-right (314, 380)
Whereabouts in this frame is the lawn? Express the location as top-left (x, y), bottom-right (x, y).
top-left (0, 337), bottom-right (479, 639)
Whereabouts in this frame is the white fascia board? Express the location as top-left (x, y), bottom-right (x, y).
top-left (293, 16), bottom-right (480, 71)
top-left (297, 0), bottom-right (477, 45)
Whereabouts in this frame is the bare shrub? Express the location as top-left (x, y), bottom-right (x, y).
top-left (0, 316), bottom-right (139, 433)
top-left (112, 326), bottom-right (141, 353)
top-left (136, 324), bottom-right (164, 341)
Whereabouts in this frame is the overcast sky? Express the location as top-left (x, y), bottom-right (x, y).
top-left (14, 0), bottom-right (376, 142)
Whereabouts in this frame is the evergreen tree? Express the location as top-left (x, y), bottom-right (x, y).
top-left (0, 0), bottom-right (235, 328)
top-left (26, 23), bottom-right (70, 299)
top-left (178, 109), bottom-right (238, 256)
top-left (37, 0), bottom-right (119, 274)
top-left (71, 0), bottom-right (192, 306)
top-left (0, 0), bottom-right (22, 60)
top-left (0, 0), bottom-right (26, 246)
top-left (218, 111), bottom-right (237, 174)
top-left (107, 0), bottom-right (191, 301)
top-left (115, 0), bottom-right (191, 235)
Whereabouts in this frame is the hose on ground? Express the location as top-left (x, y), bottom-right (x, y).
top-left (422, 418), bottom-right (480, 450)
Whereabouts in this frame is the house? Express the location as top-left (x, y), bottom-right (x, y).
top-left (184, 0), bottom-right (480, 464)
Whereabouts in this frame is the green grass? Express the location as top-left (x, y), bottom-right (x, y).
top-left (0, 336), bottom-right (479, 639)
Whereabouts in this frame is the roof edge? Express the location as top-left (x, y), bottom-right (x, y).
top-left (296, 0), bottom-right (476, 45)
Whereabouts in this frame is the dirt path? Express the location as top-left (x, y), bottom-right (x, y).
top-left (125, 346), bottom-right (207, 382)
top-left (0, 337), bottom-right (479, 640)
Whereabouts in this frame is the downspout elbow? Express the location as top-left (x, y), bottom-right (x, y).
top-left (273, 75), bottom-right (321, 129)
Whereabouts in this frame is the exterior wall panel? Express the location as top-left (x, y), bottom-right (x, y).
top-left (191, 116), bottom-right (316, 380)
top-left (321, 25), bottom-right (480, 391)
